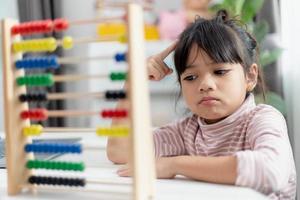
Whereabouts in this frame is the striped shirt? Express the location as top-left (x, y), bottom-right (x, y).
top-left (153, 94), bottom-right (296, 199)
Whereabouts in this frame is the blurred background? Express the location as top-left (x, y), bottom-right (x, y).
top-left (0, 0), bottom-right (300, 198)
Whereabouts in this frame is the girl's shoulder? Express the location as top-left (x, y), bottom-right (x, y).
top-left (249, 103), bottom-right (285, 120)
top-left (154, 114), bottom-right (198, 133)
top-left (246, 103), bottom-right (287, 134)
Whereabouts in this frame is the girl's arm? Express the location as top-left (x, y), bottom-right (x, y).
top-left (107, 42), bottom-right (177, 164)
top-left (118, 154), bottom-right (237, 185)
top-left (171, 155), bottom-right (237, 184)
top-left (106, 89), bottom-right (131, 164)
top-left (234, 108), bottom-right (295, 194)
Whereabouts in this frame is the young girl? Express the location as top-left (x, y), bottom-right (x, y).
top-left (107, 10), bottom-right (296, 199)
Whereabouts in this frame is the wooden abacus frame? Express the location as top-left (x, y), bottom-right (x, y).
top-left (1, 3), bottom-right (155, 200)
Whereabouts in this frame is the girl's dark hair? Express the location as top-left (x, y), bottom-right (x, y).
top-left (174, 9), bottom-right (266, 99)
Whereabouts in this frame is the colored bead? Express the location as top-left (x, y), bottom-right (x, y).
top-left (96, 126), bottom-right (129, 137)
top-left (11, 20), bottom-right (54, 35)
top-left (28, 176), bottom-right (85, 187)
top-left (114, 53), bottom-right (126, 62)
top-left (19, 93), bottom-right (49, 102)
top-left (23, 125), bottom-right (43, 136)
top-left (53, 19), bottom-right (69, 31)
top-left (20, 108), bottom-right (48, 121)
top-left (19, 94), bottom-right (27, 102)
top-left (24, 143), bottom-right (82, 154)
top-left (97, 23), bottom-right (126, 37)
top-left (100, 109), bottom-right (127, 118)
top-left (62, 36), bottom-right (73, 49)
top-left (16, 74), bottom-right (54, 86)
top-left (144, 24), bottom-right (160, 41)
top-left (110, 72), bottom-right (127, 81)
top-left (13, 37), bottom-right (57, 53)
top-left (26, 160), bottom-right (85, 171)
top-left (118, 35), bottom-right (127, 43)
top-left (15, 56), bottom-right (59, 69)
top-left (105, 90), bottom-right (126, 100)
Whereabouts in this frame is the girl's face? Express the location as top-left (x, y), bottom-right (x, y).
top-left (181, 45), bottom-right (255, 124)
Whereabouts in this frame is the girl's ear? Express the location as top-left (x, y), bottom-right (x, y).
top-left (246, 64), bottom-right (258, 92)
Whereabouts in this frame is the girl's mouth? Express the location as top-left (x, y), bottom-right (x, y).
top-left (199, 97), bottom-right (219, 106)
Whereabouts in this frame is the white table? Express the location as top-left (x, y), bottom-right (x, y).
top-left (0, 132), bottom-right (268, 200)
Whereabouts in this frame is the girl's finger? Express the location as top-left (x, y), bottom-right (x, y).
top-left (157, 59), bottom-right (173, 74)
top-left (117, 168), bottom-right (131, 177)
top-left (148, 60), bottom-right (165, 80)
top-left (157, 41), bottom-right (177, 60)
top-left (148, 66), bottom-right (161, 80)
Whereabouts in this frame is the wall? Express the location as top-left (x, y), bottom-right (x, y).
top-left (0, 0), bottom-right (19, 131)
top-left (280, 0), bottom-right (300, 198)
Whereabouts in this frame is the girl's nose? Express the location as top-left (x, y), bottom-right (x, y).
top-left (198, 76), bottom-right (216, 92)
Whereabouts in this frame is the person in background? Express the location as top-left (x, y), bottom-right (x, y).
top-left (158, 0), bottom-right (211, 40)
top-left (107, 10), bottom-right (296, 199)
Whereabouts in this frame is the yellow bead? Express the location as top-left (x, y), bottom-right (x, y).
top-left (144, 25), bottom-right (160, 41)
top-left (97, 23), bottom-right (126, 37)
top-left (23, 125), bottom-right (43, 136)
top-left (118, 35), bottom-right (127, 43)
top-left (46, 38), bottom-right (57, 51)
top-left (12, 38), bottom-right (57, 53)
top-left (96, 126), bottom-right (129, 137)
top-left (62, 36), bottom-right (73, 49)
top-left (12, 43), bottom-right (20, 53)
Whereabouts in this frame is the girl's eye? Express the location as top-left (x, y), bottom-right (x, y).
top-left (183, 75), bottom-right (197, 81)
top-left (214, 69), bottom-right (230, 75)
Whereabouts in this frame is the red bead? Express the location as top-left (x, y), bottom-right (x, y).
top-left (115, 110), bottom-right (122, 117)
top-left (20, 111), bottom-right (29, 119)
top-left (101, 110), bottom-right (108, 118)
top-left (35, 108), bottom-right (48, 120)
top-left (107, 110), bottom-right (114, 117)
top-left (20, 109), bottom-right (48, 120)
top-left (11, 26), bottom-right (19, 35)
top-left (121, 110), bottom-right (127, 117)
top-left (53, 19), bottom-right (69, 31)
top-left (43, 20), bottom-right (53, 33)
top-left (23, 24), bottom-right (31, 34)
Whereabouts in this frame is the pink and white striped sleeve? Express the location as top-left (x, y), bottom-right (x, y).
top-left (153, 117), bottom-right (189, 157)
top-left (235, 106), bottom-right (295, 195)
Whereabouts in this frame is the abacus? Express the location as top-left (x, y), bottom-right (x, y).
top-left (1, 2), bottom-right (155, 200)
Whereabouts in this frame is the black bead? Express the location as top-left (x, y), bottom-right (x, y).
top-left (19, 94), bottom-right (27, 102)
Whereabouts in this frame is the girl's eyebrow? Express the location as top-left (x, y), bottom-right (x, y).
top-left (186, 64), bottom-right (198, 68)
top-left (186, 61), bottom-right (217, 68)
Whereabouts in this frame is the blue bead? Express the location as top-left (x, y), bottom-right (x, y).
top-left (51, 144), bottom-right (56, 153)
top-left (115, 53), bottom-right (126, 62)
top-left (42, 144), bottom-right (49, 153)
top-left (32, 144), bottom-right (38, 152)
top-left (24, 144), bottom-right (31, 152)
top-left (15, 56), bottom-right (60, 69)
top-left (75, 144), bottom-right (82, 153)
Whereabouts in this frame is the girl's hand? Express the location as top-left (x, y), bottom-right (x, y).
top-left (147, 42), bottom-right (177, 81)
top-left (117, 157), bottom-right (176, 179)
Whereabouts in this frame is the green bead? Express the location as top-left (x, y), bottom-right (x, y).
top-left (39, 160), bottom-right (45, 168)
top-left (50, 161), bottom-right (56, 169)
top-left (78, 162), bottom-right (85, 171)
top-left (110, 72), bottom-right (126, 81)
top-left (44, 74), bottom-right (54, 86)
top-left (26, 160), bottom-right (33, 169)
top-left (57, 162), bottom-right (64, 169)
top-left (16, 77), bottom-right (25, 86)
top-left (66, 163), bottom-right (72, 170)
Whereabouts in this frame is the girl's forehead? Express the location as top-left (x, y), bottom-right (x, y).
top-left (187, 46), bottom-right (215, 66)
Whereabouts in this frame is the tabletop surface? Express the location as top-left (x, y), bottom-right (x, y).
top-left (0, 131), bottom-right (268, 200)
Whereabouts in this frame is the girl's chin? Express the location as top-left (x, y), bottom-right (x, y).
top-left (203, 118), bottom-right (224, 124)
top-left (197, 113), bottom-right (228, 124)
